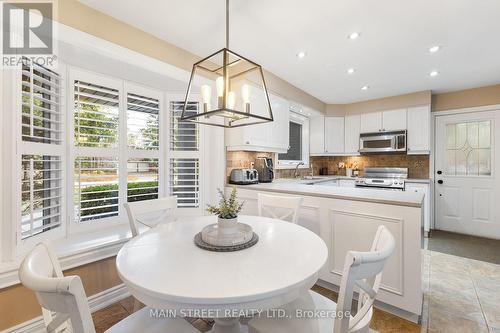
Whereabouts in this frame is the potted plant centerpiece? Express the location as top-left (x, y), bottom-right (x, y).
top-left (207, 188), bottom-right (244, 234)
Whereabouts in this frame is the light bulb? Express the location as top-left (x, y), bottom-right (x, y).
top-left (242, 85), bottom-right (250, 104)
top-left (215, 77), bottom-right (224, 97)
top-left (227, 91), bottom-right (236, 109)
top-left (241, 84), bottom-right (251, 113)
top-left (201, 85), bottom-right (211, 113)
top-left (201, 85), bottom-right (211, 104)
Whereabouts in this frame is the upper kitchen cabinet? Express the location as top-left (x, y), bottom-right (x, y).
top-left (325, 117), bottom-right (345, 154)
top-left (360, 112), bottom-right (382, 133)
top-left (225, 92), bottom-right (289, 153)
top-left (382, 109), bottom-right (407, 131)
top-left (407, 105), bottom-right (431, 154)
top-left (344, 114), bottom-right (361, 155)
top-left (360, 109), bottom-right (407, 133)
top-left (310, 116), bottom-right (325, 154)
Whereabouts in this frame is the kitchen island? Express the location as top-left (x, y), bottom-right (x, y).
top-left (227, 178), bottom-right (423, 322)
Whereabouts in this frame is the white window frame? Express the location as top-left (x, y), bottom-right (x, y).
top-left (68, 68), bottom-right (167, 235)
top-left (68, 68), bottom-right (123, 234)
top-left (15, 61), bottom-right (68, 256)
top-left (276, 111), bottom-right (310, 169)
top-left (165, 93), bottom-right (205, 216)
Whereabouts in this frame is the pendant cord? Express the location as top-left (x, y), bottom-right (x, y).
top-left (226, 0), bottom-right (229, 49)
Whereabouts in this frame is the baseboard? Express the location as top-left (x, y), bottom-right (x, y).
top-left (1, 284), bottom-right (130, 333)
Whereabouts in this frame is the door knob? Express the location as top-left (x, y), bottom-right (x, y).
top-left (437, 180), bottom-right (443, 184)
top-left (437, 170), bottom-right (442, 175)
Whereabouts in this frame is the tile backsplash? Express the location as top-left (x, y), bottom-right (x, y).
top-left (310, 154), bottom-right (430, 179)
top-left (226, 151), bottom-right (429, 181)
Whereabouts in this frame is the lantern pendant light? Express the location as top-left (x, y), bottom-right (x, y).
top-left (180, 0), bottom-right (274, 128)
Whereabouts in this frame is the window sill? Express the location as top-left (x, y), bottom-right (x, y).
top-left (0, 224), bottom-right (143, 289)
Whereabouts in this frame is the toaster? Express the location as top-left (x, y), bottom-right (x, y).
top-left (229, 168), bottom-right (259, 185)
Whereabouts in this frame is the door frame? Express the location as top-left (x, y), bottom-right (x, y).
top-left (431, 104), bottom-right (500, 231)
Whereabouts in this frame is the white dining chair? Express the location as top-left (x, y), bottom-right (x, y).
top-left (248, 225), bottom-right (395, 333)
top-left (257, 193), bottom-right (303, 224)
top-left (18, 242), bottom-right (198, 333)
top-left (124, 196), bottom-right (178, 237)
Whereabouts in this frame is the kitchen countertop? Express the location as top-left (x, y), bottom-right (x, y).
top-left (276, 175), bottom-right (432, 184)
top-left (232, 177), bottom-right (424, 208)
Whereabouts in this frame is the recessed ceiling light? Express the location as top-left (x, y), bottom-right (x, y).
top-left (430, 71), bottom-right (439, 77)
top-left (361, 85), bottom-right (369, 90)
top-left (429, 45), bottom-right (440, 53)
top-left (347, 68), bottom-right (356, 74)
top-left (349, 32), bottom-right (360, 40)
top-left (297, 51), bottom-right (306, 58)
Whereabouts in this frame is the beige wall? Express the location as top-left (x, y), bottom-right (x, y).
top-left (0, 257), bottom-right (122, 330)
top-left (432, 84), bottom-right (500, 111)
top-left (56, 0), bottom-right (325, 113)
top-left (325, 91), bottom-right (432, 116)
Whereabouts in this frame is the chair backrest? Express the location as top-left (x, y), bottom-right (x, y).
top-left (257, 193), bottom-right (303, 224)
top-left (334, 225), bottom-right (395, 333)
top-left (124, 196), bottom-right (178, 237)
top-left (19, 243), bottom-right (96, 333)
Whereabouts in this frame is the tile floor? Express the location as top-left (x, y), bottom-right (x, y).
top-left (428, 230), bottom-right (500, 265)
top-left (92, 249), bottom-right (500, 333)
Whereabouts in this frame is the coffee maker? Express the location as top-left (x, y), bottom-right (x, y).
top-left (255, 157), bottom-right (274, 183)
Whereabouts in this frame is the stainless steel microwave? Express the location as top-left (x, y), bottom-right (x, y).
top-left (359, 130), bottom-right (407, 154)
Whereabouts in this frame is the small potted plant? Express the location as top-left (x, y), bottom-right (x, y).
top-left (206, 187), bottom-right (244, 234)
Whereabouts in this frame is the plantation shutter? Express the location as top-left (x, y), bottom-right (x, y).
top-left (170, 101), bottom-right (199, 151)
top-left (169, 158), bottom-right (200, 207)
top-left (21, 60), bottom-right (62, 144)
top-left (20, 59), bottom-right (63, 239)
top-left (74, 157), bottom-right (119, 222)
top-left (73, 74), bottom-right (121, 224)
top-left (168, 98), bottom-right (201, 209)
top-left (126, 87), bottom-right (162, 203)
top-left (74, 81), bottom-right (119, 148)
top-left (127, 93), bottom-right (159, 150)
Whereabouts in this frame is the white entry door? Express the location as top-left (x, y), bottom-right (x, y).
top-left (435, 110), bottom-right (500, 239)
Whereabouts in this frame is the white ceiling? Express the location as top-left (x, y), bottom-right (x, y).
top-left (80, 0), bottom-right (500, 104)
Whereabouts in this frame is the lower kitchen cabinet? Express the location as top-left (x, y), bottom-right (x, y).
top-left (231, 186), bottom-right (423, 317)
top-left (405, 182), bottom-right (430, 235)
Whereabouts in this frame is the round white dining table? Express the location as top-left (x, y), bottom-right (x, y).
top-left (116, 215), bottom-right (328, 333)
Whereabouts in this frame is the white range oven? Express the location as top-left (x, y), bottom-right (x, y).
top-left (355, 167), bottom-right (408, 191)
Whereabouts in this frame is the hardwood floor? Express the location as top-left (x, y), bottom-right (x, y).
top-left (92, 285), bottom-right (420, 333)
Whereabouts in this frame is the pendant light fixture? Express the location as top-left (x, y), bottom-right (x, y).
top-left (180, 0), bottom-right (274, 128)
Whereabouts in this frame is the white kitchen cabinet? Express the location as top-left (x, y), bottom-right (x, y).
top-left (360, 112), bottom-right (382, 133)
top-left (225, 92), bottom-right (289, 153)
top-left (382, 109), bottom-right (407, 131)
top-left (325, 117), bottom-right (344, 154)
top-left (339, 179), bottom-right (356, 187)
top-left (407, 105), bottom-right (431, 154)
top-left (360, 109), bottom-right (407, 133)
top-left (405, 182), bottom-right (430, 235)
top-left (233, 186), bottom-right (423, 316)
top-left (344, 114), bottom-right (360, 155)
top-left (310, 116), bottom-right (325, 155)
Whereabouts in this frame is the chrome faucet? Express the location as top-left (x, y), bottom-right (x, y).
top-left (294, 162), bottom-right (305, 178)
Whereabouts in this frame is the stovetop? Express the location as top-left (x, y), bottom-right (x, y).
top-left (355, 167), bottom-right (408, 190)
